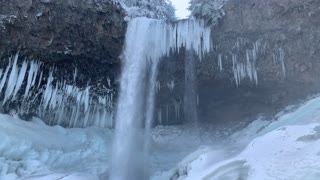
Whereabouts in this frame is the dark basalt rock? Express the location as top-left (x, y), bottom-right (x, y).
top-left (0, 0), bottom-right (126, 89)
top-left (156, 0), bottom-right (320, 126)
top-left (201, 0), bottom-right (320, 125)
top-left (0, 0), bottom-right (126, 125)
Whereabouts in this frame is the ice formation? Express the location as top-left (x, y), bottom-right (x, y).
top-left (23, 60), bottom-right (40, 99)
top-left (111, 17), bottom-right (211, 180)
top-left (167, 80), bottom-right (175, 91)
top-left (3, 54), bottom-right (19, 104)
top-left (232, 39), bottom-right (265, 86)
top-left (0, 113), bottom-right (110, 179)
top-left (273, 47), bottom-right (286, 77)
top-left (0, 54), bottom-right (114, 128)
top-left (217, 54), bottom-right (223, 71)
top-left (0, 14), bottom-right (212, 129)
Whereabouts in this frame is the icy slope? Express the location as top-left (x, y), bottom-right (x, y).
top-left (179, 123), bottom-right (320, 180)
top-left (0, 114), bottom-right (112, 179)
top-left (168, 96), bottom-right (320, 180)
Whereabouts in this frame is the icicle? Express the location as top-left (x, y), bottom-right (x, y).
top-left (158, 109), bottom-right (162, 125)
top-left (167, 80), bottom-right (175, 91)
top-left (37, 71), bottom-right (43, 89)
top-left (73, 67), bottom-right (77, 83)
top-left (30, 61), bottom-right (39, 87)
top-left (0, 69), bottom-right (3, 80)
top-left (24, 61), bottom-right (35, 98)
top-left (166, 104), bottom-right (169, 123)
top-left (218, 54), bottom-right (223, 71)
top-left (42, 71), bottom-right (54, 109)
top-left (197, 94), bottom-right (199, 106)
top-left (12, 60), bottom-right (28, 98)
top-left (0, 60), bottom-right (12, 93)
top-left (107, 76), bottom-right (111, 87)
top-left (232, 54), bottom-right (239, 87)
top-left (272, 47), bottom-right (286, 77)
top-left (3, 54), bottom-right (19, 104)
top-left (156, 81), bottom-right (161, 93)
top-left (279, 48), bottom-right (286, 77)
top-left (83, 86), bottom-right (90, 112)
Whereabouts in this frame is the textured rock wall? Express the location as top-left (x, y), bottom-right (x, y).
top-left (0, 0), bottom-right (126, 88)
top-left (156, 0), bottom-right (320, 126)
top-left (1, 0), bottom-right (320, 127)
top-left (0, 0), bottom-right (126, 123)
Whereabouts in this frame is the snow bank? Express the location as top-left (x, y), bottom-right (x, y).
top-left (168, 96), bottom-right (320, 180)
top-left (2, 92), bottom-right (320, 180)
top-left (181, 123), bottom-right (320, 180)
top-left (0, 114), bottom-right (112, 179)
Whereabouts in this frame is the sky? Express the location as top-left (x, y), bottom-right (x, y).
top-left (170, 0), bottom-right (191, 19)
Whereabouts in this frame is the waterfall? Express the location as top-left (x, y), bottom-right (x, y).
top-left (111, 17), bottom-right (211, 180)
top-left (184, 50), bottom-right (198, 124)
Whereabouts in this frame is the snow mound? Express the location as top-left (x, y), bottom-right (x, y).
top-left (171, 96), bottom-right (320, 180)
top-left (0, 114), bottom-right (112, 179)
top-left (187, 123), bottom-right (320, 180)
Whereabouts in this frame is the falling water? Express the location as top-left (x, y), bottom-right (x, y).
top-left (111, 17), bottom-right (211, 180)
top-left (184, 50), bottom-right (198, 124)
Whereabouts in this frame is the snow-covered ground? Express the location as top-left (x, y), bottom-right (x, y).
top-left (160, 96), bottom-right (320, 180)
top-left (0, 114), bottom-right (112, 180)
top-left (169, 123), bottom-right (320, 180)
top-left (1, 96), bottom-right (320, 179)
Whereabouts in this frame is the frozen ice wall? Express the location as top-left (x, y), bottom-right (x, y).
top-left (0, 54), bottom-right (114, 128)
top-left (111, 17), bottom-right (211, 180)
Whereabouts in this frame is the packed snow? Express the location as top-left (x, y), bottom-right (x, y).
top-left (159, 96), bottom-right (320, 180)
top-left (1, 96), bottom-right (320, 179)
top-left (0, 114), bottom-right (111, 180)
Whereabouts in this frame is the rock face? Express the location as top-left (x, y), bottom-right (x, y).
top-left (0, 0), bottom-right (126, 125)
top-left (156, 0), bottom-right (320, 126)
top-left (1, 0), bottom-right (320, 127)
top-left (0, 0), bottom-right (126, 88)
top-left (205, 0), bottom-right (320, 124)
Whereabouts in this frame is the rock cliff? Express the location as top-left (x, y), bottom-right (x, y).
top-left (157, 0), bottom-right (320, 126)
top-left (1, 0), bottom-right (320, 127)
top-left (0, 0), bottom-right (126, 88)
